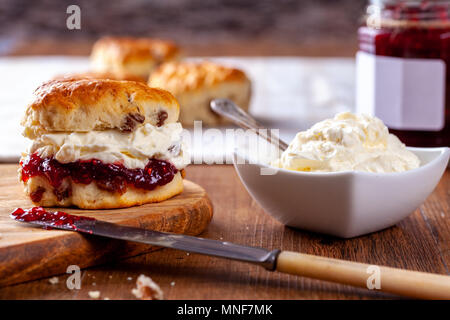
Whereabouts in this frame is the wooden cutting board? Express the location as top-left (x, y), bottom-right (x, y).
top-left (0, 164), bottom-right (213, 287)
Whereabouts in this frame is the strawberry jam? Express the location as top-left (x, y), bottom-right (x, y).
top-left (20, 153), bottom-right (178, 195)
top-left (358, 0), bottom-right (450, 147)
top-left (11, 207), bottom-right (95, 231)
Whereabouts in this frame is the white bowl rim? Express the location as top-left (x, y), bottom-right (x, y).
top-left (233, 146), bottom-right (450, 177)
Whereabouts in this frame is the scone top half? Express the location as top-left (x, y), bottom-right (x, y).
top-left (22, 79), bottom-right (179, 137)
top-left (20, 79), bottom-right (188, 209)
top-left (53, 71), bottom-right (147, 83)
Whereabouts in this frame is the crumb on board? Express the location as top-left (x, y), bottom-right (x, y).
top-left (88, 291), bottom-right (101, 299)
top-left (48, 277), bottom-right (59, 285)
top-left (127, 277), bottom-right (133, 281)
top-left (131, 274), bottom-right (164, 300)
top-left (170, 281), bottom-right (176, 286)
top-left (104, 297), bottom-right (110, 300)
top-left (92, 282), bottom-right (96, 286)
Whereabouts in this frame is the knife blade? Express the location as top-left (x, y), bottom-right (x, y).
top-left (81, 219), bottom-right (280, 270)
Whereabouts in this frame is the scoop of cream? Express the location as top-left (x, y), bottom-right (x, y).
top-left (28, 123), bottom-right (189, 170)
top-left (272, 112), bottom-right (420, 173)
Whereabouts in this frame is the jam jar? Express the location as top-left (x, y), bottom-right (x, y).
top-left (356, 0), bottom-right (450, 147)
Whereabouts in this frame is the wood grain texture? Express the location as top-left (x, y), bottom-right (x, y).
top-left (0, 165), bottom-right (213, 287)
top-left (0, 164), bottom-right (448, 300)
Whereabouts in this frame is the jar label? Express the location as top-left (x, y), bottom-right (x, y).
top-left (356, 51), bottom-right (446, 131)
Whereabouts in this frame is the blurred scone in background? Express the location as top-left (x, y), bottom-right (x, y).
top-left (90, 37), bottom-right (181, 81)
top-left (149, 61), bottom-right (251, 126)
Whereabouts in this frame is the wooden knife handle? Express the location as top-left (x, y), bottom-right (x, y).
top-left (276, 251), bottom-right (450, 300)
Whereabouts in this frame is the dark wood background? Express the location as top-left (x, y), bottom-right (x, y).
top-left (0, 0), bottom-right (364, 56)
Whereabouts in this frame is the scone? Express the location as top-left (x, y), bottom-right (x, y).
top-left (90, 37), bottom-right (180, 81)
top-left (20, 79), bottom-right (189, 209)
top-left (54, 71), bottom-right (146, 83)
top-left (148, 61), bottom-right (251, 126)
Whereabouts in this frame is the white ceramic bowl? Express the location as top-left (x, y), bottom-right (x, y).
top-left (233, 146), bottom-right (449, 238)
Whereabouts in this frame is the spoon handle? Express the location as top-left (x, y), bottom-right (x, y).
top-left (276, 251), bottom-right (450, 300)
top-left (210, 99), bottom-right (289, 151)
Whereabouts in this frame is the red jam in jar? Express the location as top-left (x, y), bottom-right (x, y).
top-left (357, 0), bottom-right (450, 147)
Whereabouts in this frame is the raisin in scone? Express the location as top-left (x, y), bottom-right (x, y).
top-left (90, 37), bottom-right (180, 81)
top-left (148, 61), bottom-right (251, 126)
top-left (20, 79), bottom-right (188, 209)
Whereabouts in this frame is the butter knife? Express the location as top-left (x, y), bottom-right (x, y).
top-left (11, 208), bottom-right (450, 300)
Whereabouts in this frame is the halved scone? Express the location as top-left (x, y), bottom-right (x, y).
top-left (20, 79), bottom-right (188, 209)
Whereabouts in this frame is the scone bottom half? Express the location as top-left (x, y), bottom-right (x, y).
top-left (19, 79), bottom-right (187, 209)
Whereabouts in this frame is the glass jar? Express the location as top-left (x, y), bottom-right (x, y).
top-left (356, 0), bottom-right (450, 147)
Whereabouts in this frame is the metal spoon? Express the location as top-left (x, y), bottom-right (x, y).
top-left (210, 99), bottom-right (289, 151)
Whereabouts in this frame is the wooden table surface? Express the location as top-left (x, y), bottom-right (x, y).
top-left (0, 164), bottom-right (448, 300)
